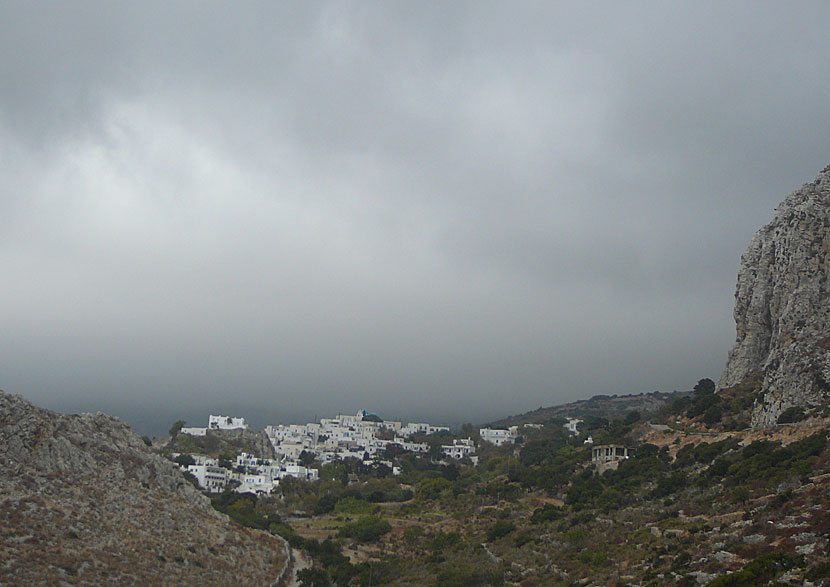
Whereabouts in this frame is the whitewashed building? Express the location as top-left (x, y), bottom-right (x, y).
top-left (186, 464), bottom-right (229, 492)
top-left (479, 426), bottom-right (519, 446)
top-left (442, 438), bottom-right (475, 459)
top-left (236, 474), bottom-right (276, 495)
top-left (208, 415), bottom-right (248, 430)
top-left (564, 418), bottom-right (582, 435)
top-left (400, 422), bottom-right (450, 437)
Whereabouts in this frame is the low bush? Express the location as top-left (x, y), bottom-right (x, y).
top-left (338, 515), bottom-right (392, 543)
top-left (486, 519), bottom-right (516, 541)
top-left (777, 406), bottom-right (806, 424)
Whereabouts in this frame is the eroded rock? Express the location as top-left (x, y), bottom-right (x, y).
top-left (719, 164), bottom-right (830, 427)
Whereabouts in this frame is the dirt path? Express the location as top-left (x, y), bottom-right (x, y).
top-left (270, 536), bottom-right (311, 587)
top-left (285, 547), bottom-right (312, 587)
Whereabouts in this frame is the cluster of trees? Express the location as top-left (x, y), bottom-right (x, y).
top-left (208, 486), bottom-right (397, 586)
top-left (279, 476), bottom-right (413, 517)
top-left (337, 515), bottom-right (392, 542)
top-left (566, 445), bottom-right (676, 511)
top-left (703, 432), bottom-right (827, 490)
top-left (671, 378), bottom-right (724, 426)
top-left (708, 552), bottom-right (803, 586)
top-left (210, 491), bottom-right (280, 531)
top-left (668, 377), bottom-right (762, 430)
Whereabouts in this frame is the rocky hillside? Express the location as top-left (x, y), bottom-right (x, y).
top-left (267, 404), bottom-right (830, 586)
top-left (168, 425), bottom-right (278, 461)
top-left (719, 164), bottom-right (830, 427)
top-left (489, 390), bottom-right (686, 428)
top-left (0, 391), bottom-right (287, 585)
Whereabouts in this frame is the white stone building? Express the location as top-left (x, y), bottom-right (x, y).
top-left (591, 444), bottom-right (633, 463)
top-left (564, 418), bottom-right (582, 435)
top-left (479, 426), bottom-right (519, 446)
top-left (400, 422), bottom-right (450, 437)
top-left (441, 438), bottom-right (475, 459)
top-left (208, 415), bottom-right (248, 430)
top-left (186, 464), bottom-right (229, 492)
top-left (236, 474), bottom-right (275, 495)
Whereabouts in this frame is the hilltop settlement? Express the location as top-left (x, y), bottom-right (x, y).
top-left (171, 410), bottom-right (537, 495)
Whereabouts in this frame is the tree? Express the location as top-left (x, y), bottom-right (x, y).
top-left (415, 477), bottom-right (452, 501)
top-left (460, 423), bottom-right (480, 441)
top-left (777, 406), bottom-right (806, 424)
top-left (703, 405), bottom-right (723, 426)
top-left (169, 419), bottom-right (186, 438)
top-left (297, 568), bottom-right (330, 586)
top-left (298, 450), bottom-right (316, 467)
top-left (694, 378), bottom-right (716, 395)
top-left (486, 520), bottom-right (516, 541)
top-left (338, 515), bottom-right (391, 542)
top-left (173, 453), bottom-right (196, 467)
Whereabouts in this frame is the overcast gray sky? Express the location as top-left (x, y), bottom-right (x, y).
top-left (2, 2), bottom-right (829, 436)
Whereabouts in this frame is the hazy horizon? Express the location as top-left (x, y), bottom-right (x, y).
top-left (3, 3), bottom-right (830, 438)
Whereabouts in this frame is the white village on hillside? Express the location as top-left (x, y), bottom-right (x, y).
top-left (174, 411), bottom-right (593, 495)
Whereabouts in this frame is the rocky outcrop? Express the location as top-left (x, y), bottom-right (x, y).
top-left (211, 427), bottom-right (279, 460)
top-left (169, 425), bottom-right (279, 462)
top-left (719, 164), bottom-right (830, 427)
top-left (0, 391), bottom-right (287, 585)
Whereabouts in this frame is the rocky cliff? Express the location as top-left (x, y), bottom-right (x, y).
top-left (719, 164), bottom-right (830, 427)
top-left (0, 391), bottom-right (287, 585)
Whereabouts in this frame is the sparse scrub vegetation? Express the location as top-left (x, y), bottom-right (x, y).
top-left (184, 385), bottom-right (830, 585)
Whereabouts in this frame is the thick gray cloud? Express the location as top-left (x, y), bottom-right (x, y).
top-left (2, 2), bottom-right (830, 435)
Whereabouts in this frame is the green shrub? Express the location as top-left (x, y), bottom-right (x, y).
top-left (486, 519), bottom-right (516, 541)
top-left (653, 472), bottom-right (687, 498)
top-left (708, 552), bottom-right (801, 586)
top-left (475, 481), bottom-right (521, 502)
top-left (806, 561), bottom-right (830, 580)
top-left (686, 392), bottom-right (721, 419)
top-left (333, 496), bottom-right (374, 515)
top-left (416, 478), bottom-right (453, 501)
top-left (428, 531), bottom-right (461, 553)
top-left (435, 566), bottom-right (503, 587)
top-left (514, 530), bottom-right (534, 547)
top-left (530, 503), bottom-right (561, 524)
top-left (173, 453), bottom-right (195, 467)
top-left (313, 493), bottom-right (338, 515)
top-left (297, 567), bottom-right (330, 586)
top-left (777, 406), bottom-right (806, 424)
top-left (338, 515), bottom-right (392, 543)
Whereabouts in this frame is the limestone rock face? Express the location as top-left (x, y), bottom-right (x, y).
top-left (211, 426), bottom-right (279, 460)
top-left (719, 164), bottom-right (830, 427)
top-left (0, 391), bottom-right (287, 585)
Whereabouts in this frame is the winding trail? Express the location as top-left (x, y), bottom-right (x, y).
top-left (285, 547), bottom-right (312, 587)
top-left (271, 537), bottom-right (312, 587)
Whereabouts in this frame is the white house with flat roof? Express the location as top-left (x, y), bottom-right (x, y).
top-left (479, 426), bottom-right (519, 446)
top-left (442, 438), bottom-right (475, 459)
top-left (208, 415), bottom-right (248, 430)
top-left (186, 464), bottom-right (229, 492)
